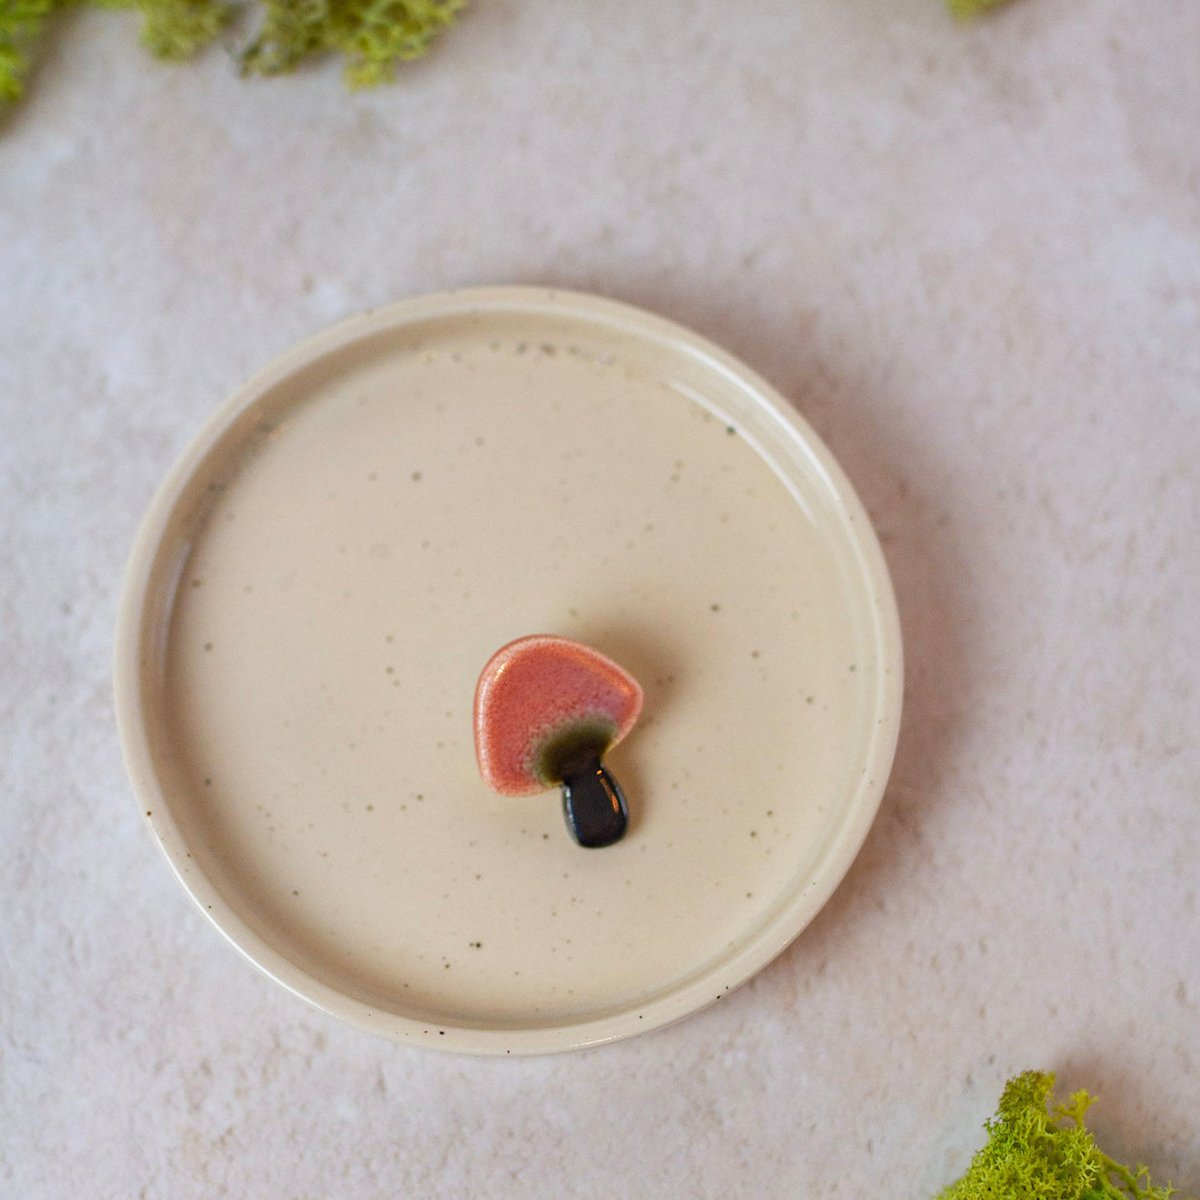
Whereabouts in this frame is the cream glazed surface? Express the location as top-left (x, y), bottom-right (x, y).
top-left (118, 289), bottom-right (901, 1052)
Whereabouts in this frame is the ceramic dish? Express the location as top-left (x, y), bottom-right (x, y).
top-left (115, 286), bottom-right (902, 1054)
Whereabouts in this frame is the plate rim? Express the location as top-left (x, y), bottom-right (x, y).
top-left (114, 285), bottom-right (904, 1055)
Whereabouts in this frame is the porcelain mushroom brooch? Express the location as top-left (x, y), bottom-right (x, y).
top-left (474, 635), bottom-right (643, 848)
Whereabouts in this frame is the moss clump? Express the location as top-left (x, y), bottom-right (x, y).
top-left (940, 1072), bottom-right (1182, 1200)
top-left (1, 0), bottom-right (463, 102)
top-left (118, 0), bottom-right (237, 63)
top-left (239, 0), bottom-right (465, 87)
top-left (948, 0), bottom-right (1013, 16)
top-left (1, 0), bottom-right (57, 102)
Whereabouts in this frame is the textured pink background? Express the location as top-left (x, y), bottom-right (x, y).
top-left (2, 1), bottom-right (1197, 1196)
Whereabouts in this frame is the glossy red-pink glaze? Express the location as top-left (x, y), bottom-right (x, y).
top-left (474, 635), bottom-right (644, 796)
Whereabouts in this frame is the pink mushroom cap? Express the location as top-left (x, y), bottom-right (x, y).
top-left (474, 635), bottom-right (644, 796)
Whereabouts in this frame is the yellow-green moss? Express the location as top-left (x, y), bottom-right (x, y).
top-left (948, 0), bottom-right (1014, 16)
top-left (940, 1072), bottom-right (1181, 1200)
top-left (1, 0), bottom-right (463, 102)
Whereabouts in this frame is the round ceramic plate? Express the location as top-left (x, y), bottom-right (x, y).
top-left (115, 287), bottom-right (902, 1054)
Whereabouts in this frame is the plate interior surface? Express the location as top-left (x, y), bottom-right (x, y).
top-left (118, 289), bottom-right (901, 1053)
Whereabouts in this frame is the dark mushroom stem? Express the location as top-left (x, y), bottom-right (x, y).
top-left (558, 748), bottom-right (629, 848)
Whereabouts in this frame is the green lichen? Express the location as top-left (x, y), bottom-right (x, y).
top-left (121, 0), bottom-right (236, 63)
top-left (948, 0), bottom-right (1013, 17)
top-left (239, 0), bottom-right (466, 87)
top-left (1, 0), bottom-right (1024, 107)
top-left (940, 1072), bottom-right (1182, 1200)
top-left (0, 0), bottom-right (57, 102)
top-left (0, 0), bottom-right (463, 103)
